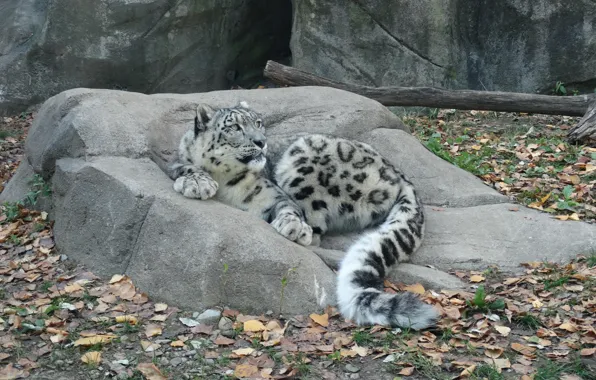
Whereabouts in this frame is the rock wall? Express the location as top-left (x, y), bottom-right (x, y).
top-left (0, 0), bottom-right (291, 115)
top-left (291, 0), bottom-right (596, 93)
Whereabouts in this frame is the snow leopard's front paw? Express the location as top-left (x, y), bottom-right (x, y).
top-left (271, 214), bottom-right (313, 246)
top-left (173, 173), bottom-right (218, 200)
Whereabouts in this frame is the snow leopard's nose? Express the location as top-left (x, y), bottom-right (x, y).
top-left (252, 137), bottom-right (266, 149)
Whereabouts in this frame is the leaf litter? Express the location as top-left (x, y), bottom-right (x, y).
top-left (1, 111), bottom-right (595, 379)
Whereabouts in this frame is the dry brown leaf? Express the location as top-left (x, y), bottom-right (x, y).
top-left (234, 364), bottom-right (259, 378)
top-left (469, 275), bottom-right (485, 283)
top-left (457, 364), bottom-right (476, 378)
top-left (399, 366), bottom-right (415, 376)
top-left (558, 323), bottom-right (578, 332)
top-left (403, 283), bottom-right (426, 294)
top-left (170, 340), bottom-right (185, 347)
top-left (351, 344), bottom-right (368, 357)
top-left (484, 346), bottom-right (503, 359)
top-left (109, 274), bottom-right (126, 284)
top-left (580, 347), bottom-right (595, 356)
top-left (145, 324), bottom-right (163, 338)
top-left (0, 363), bottom-right (27, 379)
top-left (563, 284), bottom-right (584, 292)
top-left (494, 325), bottom-right (511, 337)
top-left (213, 335), bottom-right (236, 346)
top-left (115, 315), bottom-right (138, 325)
top-left (140, 340), bottom-right (160, 352)
top-left (137, 363), bottom-right (166, 380)
top-left (74, 334), bottom-right (116, 346)
top-left (232, 347), bottom-right (255, 357)
top-left (154, 303), bottom-right (168, 312)
top-left (244, 319), bottom-right (266, 332)
top-left (81, 351), bottom-right (101, 365)
top-left (511, 342), bottom-right (536, 356)
top-left (309, 313), bottom-right (329, 327)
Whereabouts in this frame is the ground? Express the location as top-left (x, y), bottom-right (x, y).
top-left (1, 110), bottom-right (595, 380)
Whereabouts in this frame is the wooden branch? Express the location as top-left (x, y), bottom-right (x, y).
top-left (568, 101), bottom-right (596, 143)
top-left (264, 60), bottom-right (595, 117)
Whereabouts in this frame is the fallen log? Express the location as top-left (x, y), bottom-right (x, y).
top-left (568, 101), bottom-right (596, 143)
top-left (263, 60), bottom-right (595, 117)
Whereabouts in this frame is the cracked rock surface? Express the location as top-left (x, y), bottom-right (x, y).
top-left (291, 1), bottom-right (596, 93)
top-left (2, 87), bottom-right (595, 315)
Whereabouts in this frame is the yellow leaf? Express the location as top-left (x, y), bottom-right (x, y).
top-left (109, 274), bottom-right (126, 284)
top-left (532, 299), bottom-right (543, 308)
top-left (494, 326), bottom-right (511, 337)
top-left (351, 344), bottom-right (368, 357)
top-left (484, 346), bottom-right (503, 359)
top-left (170, 340), bottom-right (185, 347)
top-left (140, 340), bottom-right (161, 352)
top-left (154, 303), bottom-right (168, 312)
top-left (244, 320), bottom-right (266, 332)
top-left (540, 192), bottom-right (551, 205)
top-left (74, 334), bottom-right (116, 346)
top-left (145, 324), bottom-right (162, 338)
top-left (309, 313), bottom-right (329, 327)
top-left (558, 323), bottom-right (578, 332)
top-left (64, 283), bottom-right (83, 293)
top-left (234, 364), bottom-right (259, 378)
top-left (555, 215), bottom-right (570, 221)
top-left (511, 343), bottom-right (536, 355)
top-left (471, 145), bottom-right (481, 150)
top-left (469, 275), bottom-right (485, 283)
top-left (81, 351), bottom-right (101, 365)
top-left (403, 283), bottom-right (426, 294)
top-left (399, 366), bottom-right (415, 376)
top-left (459, 364), bottom-right (476, 378)
top-left (232, 347), bottom-right (255, 356)
top-left (115, 315), bottom-right (138, 325)
top-left (137, 363), bottom-right (167, 380)
top-left (569, 213), bottom-right (580, 221)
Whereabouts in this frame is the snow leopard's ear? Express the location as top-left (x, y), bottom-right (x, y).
top-left (237, 101), bottom-right (250, 110)
top-left (195, 104), bottom-right (215, 136)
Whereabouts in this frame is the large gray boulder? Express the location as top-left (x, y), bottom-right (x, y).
top-left (0, 0), bottom-right (291, 115)
top-left (291, 0), bottom-right (596, 93)
top-left (2, 86), bottom-right (595, 315)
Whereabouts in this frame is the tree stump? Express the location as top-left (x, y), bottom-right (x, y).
top-left (568, 101), bottom-right (596, 144)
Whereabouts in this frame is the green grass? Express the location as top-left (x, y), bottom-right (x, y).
top-left (352, 329), bottom-right (374, 346)
top-left (472, 364), bottom-right (504, 380)
top-left (514, 314), bottom-right (542, 330)
top-left (587, 253), bottom-right (596, 268)
top-left (534, 358), bottom-right (596, 380)
top-left (543, 275), bottom-right (570, 291)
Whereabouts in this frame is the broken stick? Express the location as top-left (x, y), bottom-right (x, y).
top-left (264, 60), bottom-right (595, 117)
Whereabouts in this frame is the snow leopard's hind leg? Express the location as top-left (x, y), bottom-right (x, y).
top-left (336, 176), bottom-right (439, 330)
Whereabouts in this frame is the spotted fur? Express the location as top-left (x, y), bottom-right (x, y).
top-left (169, 102), bottom-right (438, 330)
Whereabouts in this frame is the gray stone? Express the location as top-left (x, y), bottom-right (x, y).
top-left (0, 0), bottom-right (292, 115)
top-left (170, 357), bottom-right (187, 367)
top-left (345, 364), bottom-right (360, 373)
top-left (196, 309), bottom-right (222, 325)
top-left (292, 1), bottom-right (596, 94)
top-left (361, 128), bottom-right (507, 207)
top-left (218, 317), bottom-right (233, 332)
top-left (4, 86), bottom-right (596, 319)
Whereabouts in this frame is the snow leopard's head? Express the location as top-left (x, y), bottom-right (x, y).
top-left (195, 101), bottom-right (267, 171)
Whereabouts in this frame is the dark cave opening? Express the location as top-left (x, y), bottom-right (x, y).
top-left (229, 0), bottom-right (293, 89)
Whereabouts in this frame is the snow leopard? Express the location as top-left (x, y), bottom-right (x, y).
top-left (168, 101), bottom-right (439, 330)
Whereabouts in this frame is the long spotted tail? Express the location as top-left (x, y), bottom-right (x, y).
top-left (336, 181), bottom-right (438, 330)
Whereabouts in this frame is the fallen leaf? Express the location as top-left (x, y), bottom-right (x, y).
top-left (309, 313), bottom-right (329, 327)
top-left (154, 303), bottom-right (168, 312)
top-left (351, 344), bottom-right (368, 357)
top-left (140, 340), bottom-right (160, 352)
top-left (137, 363), bottom-right (166, 380)
top-left (179, 317), bottom-right (200, 327)
top-left (170, 340), bottom-right (185, 347)
top-left (109, 274), bottom-right (126, 284)
top-left (145, 324), bottom-right (162, 338)
top-left (558, 323), bottom-right (578, 332)
top-left (74, 334), bottom-right (116, 346)
top-left (457, 364), bottom-right (476, 378)
top-left (244, 319), bottom-right (267, 332)
top-left (232, 347), bottom-right (255, 357)
top-left (494, 325), bottom-right (511, 337)
top-left (399, 366), bottom-right (415, 376)
top-left (0, 363), bottom-right (27, 379)
top-left (469, 275), bottom-right (485, 283)
top-left (234, 364), bottom-right (259, 378)
top-left (580, 347), bottom-right (595, 356)
top-left (115, 315), bottom-right (138, 325)
top-left (403, 283), bottom-right (426, 294)
top-left (81, 351), bottom-right (101, 365)
top-left (484, 346), bottom-right (503, 359)
top-left (213, 335), bottom-right (235, 346)
top-left (511, 342), bottom-right (536, 356)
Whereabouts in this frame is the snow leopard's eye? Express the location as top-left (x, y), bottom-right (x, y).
top-left (256, 120), bottom-right (263, 129)
top-left (232, 124), bottom-right (243, 132)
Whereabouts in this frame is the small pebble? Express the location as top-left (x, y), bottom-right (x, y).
top-left (197, 309), bottom-right (222, 325)
top-left (345, 364), bottom-right (360, 373)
